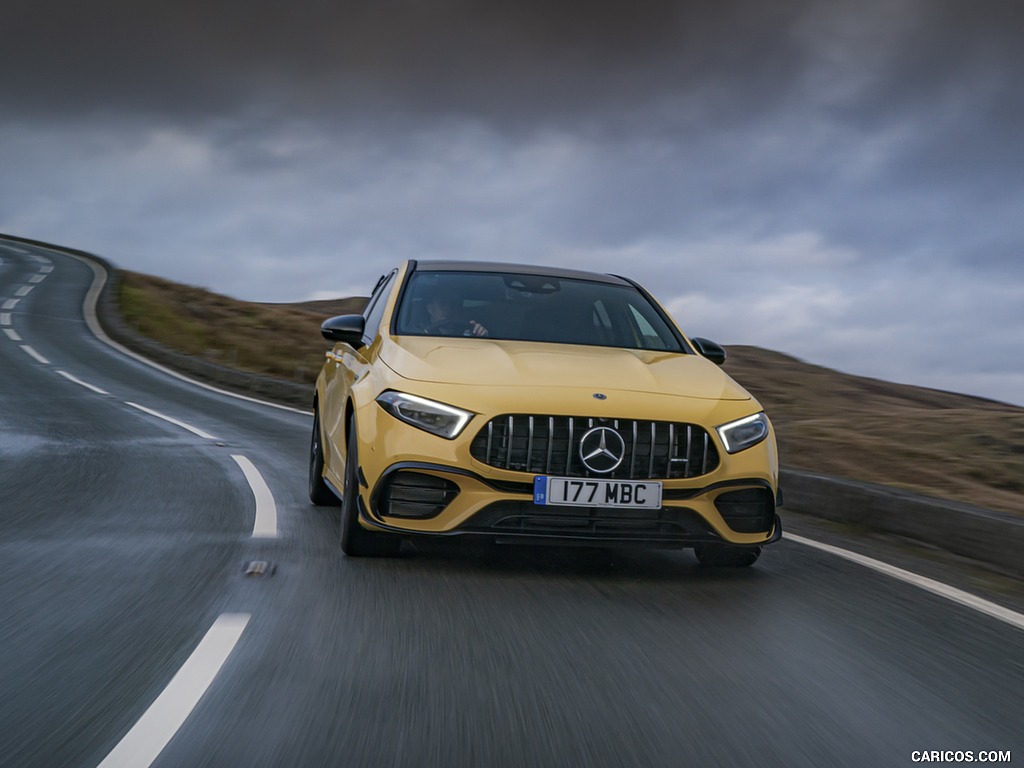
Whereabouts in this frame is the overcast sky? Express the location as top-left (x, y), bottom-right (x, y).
top-left (2, 0), bottom-right (1022, 405)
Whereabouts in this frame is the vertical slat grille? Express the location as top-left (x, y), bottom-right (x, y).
top-left (470, 415), bottom-right (720, 479)
top-left (566, 418), bottom-right (575, 475)
top-left (647, 422), bottom-right (656, 478)
top-left (505, 415), bottom-right (514, 467)
top-left (545, 416), bottom-right (554, 473)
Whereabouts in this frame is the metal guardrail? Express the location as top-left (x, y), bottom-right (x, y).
top-left (782, 469), bottom-right (1024, 578)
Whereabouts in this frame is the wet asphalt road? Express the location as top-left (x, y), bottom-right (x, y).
top-left (1, 237), bottom-right (1021, 768)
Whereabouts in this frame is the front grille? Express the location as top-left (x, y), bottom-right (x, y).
top-left (469, 415), bottom-right (719, 480)
top-left (461, 500), bottom-right (715, 543)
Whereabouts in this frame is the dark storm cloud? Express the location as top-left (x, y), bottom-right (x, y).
top-left (5, 0), bottom-right (1021, 131)
top-left (2, 0), bottom-right (787, 126)
top-left (2, 0), bottom-right (1023, 404)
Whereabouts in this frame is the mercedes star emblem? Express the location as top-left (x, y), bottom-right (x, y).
top-left (578, 426), bottom-right (626, 474)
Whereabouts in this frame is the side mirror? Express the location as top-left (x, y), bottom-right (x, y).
top-left (691, 337), bottom-right (727, 366)
top-left (321, 314), bottom-right (366, 345)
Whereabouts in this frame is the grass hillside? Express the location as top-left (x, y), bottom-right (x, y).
top-left (724, 347), bottom-right (1024, 516)
top-left (118, 271), bottom-right (1024, 516)
top-left (119, 271), bottom-right (368, 383)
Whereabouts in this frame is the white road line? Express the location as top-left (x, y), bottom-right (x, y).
top-left (39, 265), bottom-right (54, 273)
top-left (232, 454), bottom-right (279, 538)
top-left (29, 273), bottom-right (46, 283)
top-left (4, 328), bottom-right (22, 341)
top-left (15, 285), bottom-right (33, 297)
top-left (96, 613), bottom-right (250, 768)
top-left (0, 312), bottom-right (10, 326)
top-left (20, 345), bottom-right (50, 364)
top-left (2, 298), bottom-right (19, 310)
top-left (786, 532), bottom-right (1024, 633)
top-left (57, 370), bottom-right (109, 395)
top-left (124, 402), bottom-right (219, 440)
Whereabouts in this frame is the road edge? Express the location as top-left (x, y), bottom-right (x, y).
top-left (1, 232), bottom-right (313, 410)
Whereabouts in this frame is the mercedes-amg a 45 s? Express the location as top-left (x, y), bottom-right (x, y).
top-left (310, 261), bottom-right (781, 566)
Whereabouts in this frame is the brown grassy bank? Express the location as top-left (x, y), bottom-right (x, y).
top-left (119, 271), bottom-right (367, 384)
top-left (725, 347), bottom-right (1024, 515)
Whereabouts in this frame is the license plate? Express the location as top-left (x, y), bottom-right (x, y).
top-left (533, 476), bottom-right (663, 509)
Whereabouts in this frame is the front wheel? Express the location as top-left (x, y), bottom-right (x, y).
top-left (694, 544), bottom-right (762, 568)
top-left (309, 406), bottom-right (340, 506)
top-left (339, 419), bottom-right (401, 557)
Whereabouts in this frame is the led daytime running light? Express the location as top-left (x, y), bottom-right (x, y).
top-left (716, 412), bottom-right (769, 454)
top-left (376, 391), bottom-right (473, 439)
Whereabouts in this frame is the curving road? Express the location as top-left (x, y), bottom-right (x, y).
top-left (1, 237), bottom-right (1021, 768)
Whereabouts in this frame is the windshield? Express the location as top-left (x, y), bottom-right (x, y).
top-left (394, 270), bottom-right (687, 353)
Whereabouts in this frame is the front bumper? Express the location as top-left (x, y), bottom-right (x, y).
top-left (348, 393), bottom-right (781, 548)
top-left (359, 460), bottom-right (782, 548)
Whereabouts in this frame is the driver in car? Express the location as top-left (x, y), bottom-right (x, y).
top-left (425, 295), bottom-right (489, 337)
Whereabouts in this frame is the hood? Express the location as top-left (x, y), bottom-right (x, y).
top-left (380, 337), bottom-right (751, 401)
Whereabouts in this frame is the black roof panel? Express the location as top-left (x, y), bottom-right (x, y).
top-left (410, 260), bottom-right (629, 285)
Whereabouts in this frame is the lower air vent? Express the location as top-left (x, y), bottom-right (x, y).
top-left (714, 488), bottom-right (775, 533)
top-left (460, 501), bottom-right (715, 543)
top-left (378, 471), bottom-right (459, 519)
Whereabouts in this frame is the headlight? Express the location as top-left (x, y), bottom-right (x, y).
top-left (376, 391), bottom-right (474, 439)
top-left (716, 412), bottom-right (769, 454)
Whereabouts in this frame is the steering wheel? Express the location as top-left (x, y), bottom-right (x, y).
top-left (422, 318), bottom-right (469, 335)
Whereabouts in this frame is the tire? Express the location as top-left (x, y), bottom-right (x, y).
top-left (309, 406), bottom-right (340, 506)
top-left (694, 544), bottom-right (761, 568)
top-left (339, 419), bottom-right (400, 557)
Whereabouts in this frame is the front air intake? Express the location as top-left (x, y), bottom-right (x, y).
top-left (714, 488), bottom-right (775, 533)
top-left (377, 471), bottom-right (459, 519)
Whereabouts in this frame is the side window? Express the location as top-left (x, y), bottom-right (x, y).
top-left (361, 271), bottom-right (397, 344)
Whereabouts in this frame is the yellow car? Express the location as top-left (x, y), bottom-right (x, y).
top-left (310, 261), bottom-right (782, 566)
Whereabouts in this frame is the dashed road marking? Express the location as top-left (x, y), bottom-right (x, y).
top-left (3, 242), bottom-right (262, 768)
top-left (124, 401), bottom-right (219, 440)
top-left (96, 613), bottom-right (251, 768)
top-left (15, 285), bottom-right (33, 297)
top-left (57, 369), bottom-right (110, 395)
top-left (232, 454), bottom-right (279, 539)
top-left (20, 345), bottom-right (49, 364)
